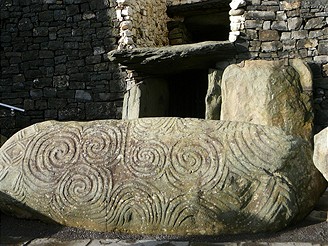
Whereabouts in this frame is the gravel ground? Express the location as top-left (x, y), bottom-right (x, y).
top-left (1, 212), bottom-right (327, 245)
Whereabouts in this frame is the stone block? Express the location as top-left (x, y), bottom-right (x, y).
top-left (245, 20), bottom-right (264, 29)
top-left (246, 11), bottom-right (276, 20)
top-left (259, 30), bottom-right (280, 41)
top-left (287, 17), bottom-right (302, 30)
top-left (86, 55), bottom-right (101, 64)
top-left (271, 21), bottom-right (288, 31)
top-left (39, 11), bottom-right (54, 22)
top-left (205, 69), bottom-right (223, 120)
top-left (314, 127), bottom-right (328, 181)
top-left (53, 75), bottom-right (69, 88)
top-left (280, 0), bottom-right (301, 11)
top-left (221, 59), bottom-right (313, 141)
top-left (305, 17), bottom-right (325, 29)
top-left (318, 41), bottom-right (328, 55)
top-left (291, 30), bottom-right (308, 40)
top-left (261, 41), bottom-right (283, 52)
top-left (18, 18), bottom-right (33, 31)
top-left (0, 118), bottom-right (326, 235)
top-left (75, 90), bottom-right (92, 101)
top-left (297, 39), bottom-right (318, 49)
top-left (66, 5), bottom-right (80, 16)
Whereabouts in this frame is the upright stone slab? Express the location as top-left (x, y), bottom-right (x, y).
top-left (0, 118), bottom-right (326, 235)
top-left (122, 78), bottom-right (169, 119)
top-left (314, 127), bottom-right (328, 182)
top-left (205, 69), bottom-right (223, 120)
top-left (221, 59), bottom-right (313, 141)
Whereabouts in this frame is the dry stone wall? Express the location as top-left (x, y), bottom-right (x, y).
top-left (234, 0), bottom-right (328, 132)
top-left (0, 0), bottom-right (125, 138)
top-left (115, 0), bottom-right (169, 49)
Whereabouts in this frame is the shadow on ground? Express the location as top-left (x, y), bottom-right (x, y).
top-left (1, 211), bottom-right (327, 244)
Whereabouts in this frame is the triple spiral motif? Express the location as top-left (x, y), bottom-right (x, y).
top-left (2, 118), bottom-right (299, 233)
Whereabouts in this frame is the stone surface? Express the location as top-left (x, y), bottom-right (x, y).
top-left (313, 127), bottom-right (328, 182)
top-left (122, 78), bottom-right (169, 119)
top-left (0, 118), bottom-right (326, 235)
top-left (205, 69), bottom-right (223, 120)
top-left (107, 41), bottom-right (237, 75)
top-left (221, 59), bottom-right (313, 141)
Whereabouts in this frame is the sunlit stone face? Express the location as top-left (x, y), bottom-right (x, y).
top-left (0, 118), bottom-right (326, 235)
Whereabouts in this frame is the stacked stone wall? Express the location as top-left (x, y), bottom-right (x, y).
top-left (116, 0), bottom-right (169, 49)
top-left (0, 0), bottom-right (125, 138)
top-left (237, 0), bottom-right (328, 132)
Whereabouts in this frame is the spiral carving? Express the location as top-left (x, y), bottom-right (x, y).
top-left (82, 125), bottom-right (122, 167)
top-left (22, 127), bottom-right (81, 192)
top-left (125, 140), bottom-right (168, 178)
top-left (168, 136), bottom-right (222, 190)
top-left (51, 164), bottom-right (112, 223)
top-left (131, 117), bottom-right (187, 137)
top-left (107, 181), bottom-right (163, 228)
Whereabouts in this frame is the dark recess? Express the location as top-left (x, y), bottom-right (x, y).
top-left (165, 70), bottom-right (208, 118)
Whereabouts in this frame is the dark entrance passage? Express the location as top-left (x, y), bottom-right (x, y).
top-left (166, 70), bottom-right (208, 118)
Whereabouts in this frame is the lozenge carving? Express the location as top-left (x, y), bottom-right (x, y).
top-left (0, 118), bottom-right (326, 235)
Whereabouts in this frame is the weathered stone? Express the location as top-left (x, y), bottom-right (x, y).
top-left (297, 39), bottom-right (318, 50)
top-left (205, 69), bottom-right (223, 120)
top-left (245, 11), bottom-right (276, 20)
top-left (259, 30), bottom-right (280, 41)
top-left (271, 21), bottom-right (288, 31)
top-left (18, 18), bottom-right (33, 31)
top-left (305, 17), bottom-right (325, 30)
top-left (291, 30), bottom-right (308, 40)
top-left (280, 0), bottom-right (301, 11)
top-left (221, 59), bottom-right (313, 141)
top-left (108, 41), bottom-right (237, 75)
top-left (318, 41), bottom-right (328, 55)
top-left (122, 78), bottom-right (169, 119)
top-left (287, 17), bottom-right (302, 30)
top-left (75, 90), bottom-right (92, 101)
top-left (261, 41), bottom-right (283, 52)
top-left (314, 127), bottom-right (328, 181)
top-left (0, 118), bottom-right (326, 235)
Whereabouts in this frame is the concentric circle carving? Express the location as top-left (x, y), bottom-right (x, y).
top-left (125, 140), bottom-right (168, 178)
top-left (51, 164), bottom-right (112, 222)
top-left (23, 128), bottom-right (81, 191)
top-left (167, 136), bottom-right (222, 190)
top-left (82, 125), bottom-right (122, 167)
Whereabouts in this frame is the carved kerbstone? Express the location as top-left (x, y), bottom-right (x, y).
top-left (0, 118), bottom-right (326, 235)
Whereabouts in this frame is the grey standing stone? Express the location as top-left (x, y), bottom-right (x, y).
top-left (205, 69), bottom-right (223, 120)
top-left (314, 127), bottom-right (328, 182)
top-left (221, 59), bottom-right (313, 141)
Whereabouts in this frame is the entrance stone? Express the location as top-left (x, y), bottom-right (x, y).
top-left (221, 59), bottom-right (313, 141)
top-left (314, 127), bottom-right (328, 181)
top-left (0, 118), bottom-right (326, 235)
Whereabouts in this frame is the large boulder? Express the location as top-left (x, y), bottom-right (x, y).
top-left (0, 118), bottom-right (326, 235)
top-left (314, 127), bottom-right (328, 181)
top-left (221, 59), bottom-right (313, 142)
